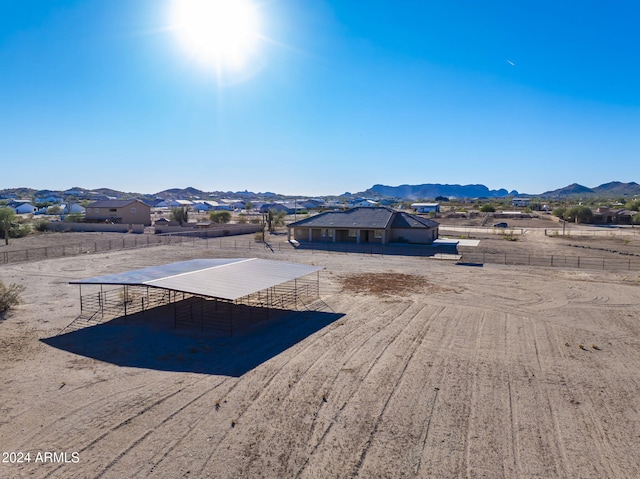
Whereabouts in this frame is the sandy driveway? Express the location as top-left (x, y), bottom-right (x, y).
top-left (1, 232), bottom-right (639, 478)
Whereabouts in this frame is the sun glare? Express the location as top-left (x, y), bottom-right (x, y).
top-left (171, 0), bottom-right (260, 71)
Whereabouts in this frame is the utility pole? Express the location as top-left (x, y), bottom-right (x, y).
top-left (562, 198), bottom-right (567, 236)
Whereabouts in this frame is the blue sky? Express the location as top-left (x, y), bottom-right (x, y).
top-left (1, 0), bottom-right (639, 196)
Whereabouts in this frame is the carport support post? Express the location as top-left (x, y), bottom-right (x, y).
top-left (79, 284), bottom-right (83, 314)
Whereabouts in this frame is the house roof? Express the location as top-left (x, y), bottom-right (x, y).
top-left (70, 258), bottom-right (322, 301)
top-left (288, 207), bottom-right (396, 229)
top-left (391, 212), bottom-right (439, 229)
top-left (88, 199), bottom-right (149, 208)
top-left (288, 206), bottom-right (438, 230)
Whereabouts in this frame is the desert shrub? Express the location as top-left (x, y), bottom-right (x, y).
top-left (65, 213), bottom-right (84, 223)
top-left (479, 204), bottom-right (496, 213)
top-left (10, 224), bottom-right (31, 238)
top-left (33, 218), bottom-right (48, 232)
top-left (210, 211), bottom-right (231, 224)
top-left (0, 280), bottom-right (26, 314)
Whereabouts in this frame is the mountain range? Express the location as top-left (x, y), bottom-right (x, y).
top-left (363, 181), bottom-right (640, 199)
top-left (1, 181), bottom-right (639, 202)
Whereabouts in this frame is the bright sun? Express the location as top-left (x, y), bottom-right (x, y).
top-left (170, 0), bottom-right (260, 71)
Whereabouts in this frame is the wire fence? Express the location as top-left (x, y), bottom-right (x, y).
top-left (0, 226), bottom-right (267, 265)
top-left (459, 251), bottom-right (640, 271)
top-left (544, 228), bottom-right (640, 237)
top-left (0, 234), bottom-right (184, 265)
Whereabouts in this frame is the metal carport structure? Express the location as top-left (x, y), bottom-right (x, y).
top-left (69, 258), bottom-right (323, 335)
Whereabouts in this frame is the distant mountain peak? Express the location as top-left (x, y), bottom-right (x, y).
top-left (366, 183), bottom-right (515, 199)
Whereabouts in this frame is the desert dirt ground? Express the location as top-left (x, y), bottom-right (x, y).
top-left (1, 226), bottom-right (639, 478)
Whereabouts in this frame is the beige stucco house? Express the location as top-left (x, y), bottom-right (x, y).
top-left (287, 207), bottom-right (439, 245)
top-left (85, 199), bottom-right (151, 226)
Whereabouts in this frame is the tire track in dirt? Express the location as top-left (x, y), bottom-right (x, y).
top-left (283, 301), bottom-right (421, 479)
top-left (411, 307), bottom-right (482, 477)
top-left (352, 305), bottom-right (447, 479)
top-left (92, 375), bottom-right (234, 479)
top-left (532, 321), bottom-right (571, 479)
top-left (545, 327), bottom-right (629, 478)
top-left (40, 374), bottom-right (221, 479)
top-left (276, 303), bottom-right (421, 474)
top-left (294, 302), bottom-right (435, 479)
top-left (14, 372), bottom-right (183, 448)
top-left (194, 299), bottom-right (413, 478)
top-left (504, 315), bottom-right (569, 479)
top-left (347, 303), bottom-right (436, 479)
top-left (463, 310), bottom-right (486, 479)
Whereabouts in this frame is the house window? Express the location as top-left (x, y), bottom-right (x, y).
top-left (95, 208), bottom-right (99, 213)
top-left (130, 208), bottom-right (136, 213)
top-left (374, 230), bottom-right (383, 239)
top-left (321, 228), bottom-right (333, 237)
top-left (349, 229), bottom-right (358, 237)
top-left (109, 208), bottom-right (117, 213)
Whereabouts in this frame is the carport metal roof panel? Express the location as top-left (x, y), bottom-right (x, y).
top-left (70, 258), bottom-right (322, 301)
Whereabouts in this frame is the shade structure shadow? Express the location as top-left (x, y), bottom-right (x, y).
top-left (41, 305), bottom-right (344, 378)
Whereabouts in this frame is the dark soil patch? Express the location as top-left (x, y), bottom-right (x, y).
top-left (340, 272), bottom-right (450, 297)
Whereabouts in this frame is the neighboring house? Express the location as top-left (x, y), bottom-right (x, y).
top-left (61, 204), bottom-right (86, 215)
top-left (5, 199), bottom-right (33, 209)
top-left (350, 199), bottom-right (379, 208)
top-left (34, 195), bottom-right (62, 204)
top-left (85, 199), bottom-right (151, 225)
top-left (260, 202), bottom-right (305, 215)
top-left (511, 198), bottom-right (531, 208)
top-left (287, 206), bottom-right (439, 245)
top-left (321, 200), bottom-right (346, 210)
top-left (192, 201), bottom-right (233, 212)
top-left (411, 203), bottom-right (440, 214)
top-left (166, 199), bottom-right (193, 208)
top-left (299, 199), bottom-right (325, 210)
top-left (192, 201), bottom-right (218, 212)
top-left (14, 203), bottom-right (37, 214)
top-left (593, 207), bottom-right (635, 225)
top-left (512, 198), bottom-right (532, 207)
top-left (211, 203), bottom-right (234, 211)
top-left (150, 199), bottom-right (170, 208)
